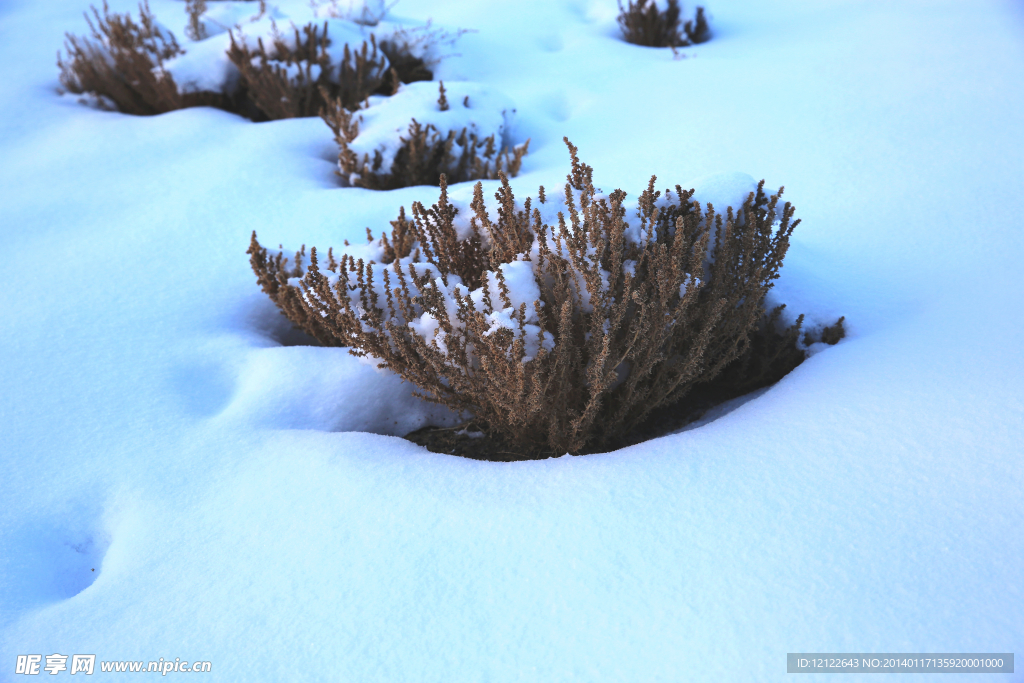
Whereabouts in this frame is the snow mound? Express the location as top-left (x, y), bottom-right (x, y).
top-left (219, 344), bottom-right (462, 435)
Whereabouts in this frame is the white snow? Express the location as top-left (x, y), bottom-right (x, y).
top-left (164, 32), bottom-right (238, 94)
top-left (2, 0), bottom-right (1022, 681)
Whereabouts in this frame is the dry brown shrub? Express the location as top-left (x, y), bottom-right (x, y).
top-left (618, 0), bottom-right (710, 48)
top-left (249, 139), bottom-right (834, 455)
top-left (58, 1), bottom-right (190, 115)
top-left (321, 82), bottom-right (529, 190)
top-left (58, 1), bottom-right (258, 116)
top-left (404, 306), bottom-right (837, 460)
top-left (227, 23), bottom-right (390, 120)
top-left (60, 4), bottom-right (442, 121)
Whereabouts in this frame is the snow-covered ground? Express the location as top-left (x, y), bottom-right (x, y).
top-left (1, 0), bottom-right (1022, 680)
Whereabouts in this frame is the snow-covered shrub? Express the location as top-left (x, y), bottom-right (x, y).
top-left (58, 2), bottom-right (278, 117)
top-left (288, 3), bottom-right (466, 92)
top-left (59, 3), bottom-right (450, 120)
top-left (58, 1), bottom-right (201, 115)
top-left (227, 22), bottom-right (388, 119)
top-left (249, 139), bottom-right (820, 455)
top-left (618, 0), bottom-right (710, 48)
top-left (321, 81), bottom-right (529, 189)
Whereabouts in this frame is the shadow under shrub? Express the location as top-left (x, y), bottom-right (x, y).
top-left (249, 139), bottom-right (842, 457)
top-left (618, 0), bottom-right (710, 48)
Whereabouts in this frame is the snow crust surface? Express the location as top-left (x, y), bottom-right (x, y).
top-left (1, 0), bottom-right (1023, 681)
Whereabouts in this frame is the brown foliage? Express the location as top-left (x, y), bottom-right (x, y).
top-left (321, 82), bottom-right (529, 190)
top-left (403, 307), bottom-right (810, 460)
top-left (58, 1), bottom-right (189, 116)
top-left (58, 1), bottom-right (258, 117)
top-left (60, 4), bottom-right (442, 121)
top-left (247, 241), bottom-right (346, 344)
top-left (249, 139), bottom-right (825, 455)
top-left (227, 23), bottom-right (390, 120)
top-left (618, 0), bottom-right (710, 48)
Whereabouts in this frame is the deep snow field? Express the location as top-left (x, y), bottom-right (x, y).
top-left (1, 0), bottom-right (1023, 680)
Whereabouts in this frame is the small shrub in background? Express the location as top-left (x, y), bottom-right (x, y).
top-left (618, 0), bottom-right (710, 48)
top-left (249, 139), bottom-right (841, 456)
top-left (311, 1), bottom-right (467, 91)
top-left (321, 81), bottom-right (529, 189)
top-left (59, 2), bottom-right (452, 120)
top-left (227, 24), bottom-right (389, 119)
top-left (58, 1), bottom-right (192, 115)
